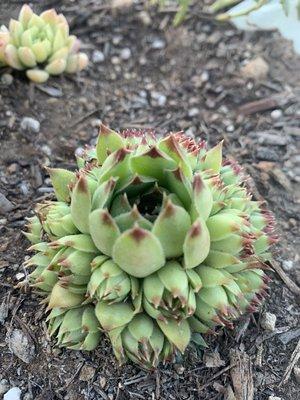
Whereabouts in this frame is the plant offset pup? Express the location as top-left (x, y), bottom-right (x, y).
top-left (24, 125), bottom-right (276, 369)
top-left (0, 5), bottom-right (88, 83)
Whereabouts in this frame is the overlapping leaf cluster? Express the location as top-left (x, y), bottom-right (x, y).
top-left (24, 125), bottom-right (276, 369)
top-left (0, 5), bottom-right (88, 83)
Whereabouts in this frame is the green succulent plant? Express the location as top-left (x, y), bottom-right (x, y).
top-left (24, 124), bottom-right (276, 369)
top-left (0, 5), bottom-right (88, 83)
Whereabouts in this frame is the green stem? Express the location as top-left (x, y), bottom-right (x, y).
top-left (211, 0), bottom-right (241, 13)
top-left (216, 0), bottom-right (269, 21)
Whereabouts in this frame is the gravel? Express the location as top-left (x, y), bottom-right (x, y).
top-left (0, 193), bottom-right (13, 214)
top-left (261, 312), bottom-right (277, 331)
top-left (6, 329), bottom-right (35, 363)
top-left (20, 117), bottom-right (40, 134)
top-left (120, 48), bottom-right (131, 60)
top-left (92, 50), bottom-right (105, 63)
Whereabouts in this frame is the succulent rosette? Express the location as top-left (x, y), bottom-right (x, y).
top-left (24, 124), bottom-right (276, 369)
top-left (0, 5), bottom-right (88, 83)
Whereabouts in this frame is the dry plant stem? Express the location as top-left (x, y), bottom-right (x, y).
top-left (229, 349), bottom-right (254, 400)
top-left (216, 0), bottom-right (268, 21)
top-left (279, 339), bottom-right (300, 386)
top-left (237, 91), bottom-right (296, 115)
top-left (271, 261), bottom-right (300, 297)
top-left (198, 363), bottom-right (237, 391)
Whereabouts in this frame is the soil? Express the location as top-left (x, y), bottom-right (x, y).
top-left (0, 1), bottom-right (299, 399)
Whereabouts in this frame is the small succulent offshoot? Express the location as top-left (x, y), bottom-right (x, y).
top-left (0, 5), bottom-right (88, 83)
top-left (23, 124), bottom-right (276, 369)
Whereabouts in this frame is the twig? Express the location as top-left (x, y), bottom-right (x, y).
top-left (69, 107), bottom-right (104, 128)
top-left (61, 361), bottom-right (85, 390)
top-left (198, 363), bottom-right (237, 391)
top-left (279, 339), bottom-right (300, 386)
top-left (237, 91), bottom-right (296, 115)
top-left (14, 314), bottom-right (37, 346)
top-left (229, 349), bottom-right (254, 400)
top-left (123, 374), bottom-right (147, 386)
top-left (271, 260), bottom-right (300, 297)
top-left (155, 370), bottom-right (160, 399)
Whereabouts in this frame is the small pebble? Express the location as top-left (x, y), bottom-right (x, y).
top-left (0, 379), bottom-right (9, 395)
top-left (188, 107), bottom-right (199, 117)
top-left (256, 148), bottom-right (278, 161)
top-left (99, 376), bottom-right (106, 388)
top-left (240, 57), bottom-right (269, 80)
top-left (20, 117), bottom-right (40, 134)
top-left (111, 56), bottom-right (120, 65)
top-left (19, 182), bottom-right (30, 196)
top-left (151, 39), bottom-right (165, 50)
top-left (200, 71), bottom-right (209, 82)
top-left (203, 351), bottom-right (225, 368)
top-left (256, 132), bottom-right (287, 146)
top-left (271, 109), bottom-right (283, 120)
top-left (174, 364), bottom-right (185, 374)
top-left (15, 272), bottom-right (25, 280)
top-left (261, 312), bottom-right (276, 331)
top-left (112, 35), bottom-right (122, 45)
top-left (282, 260), bottom-right (293, 271)
top-left (79, 365), bottom-right (96, 381)
top-left (0, 193), bottom-right (13, 214)
top-left (138, 11), bottom-right (151, 26)
top-left (151, 91), bottom-right (166, 107)
top-left (226, 124), bottom-right (235, 133)
top-left (294, 366), bottom-right (300, 384)
top-left (92, 50), bottom-right (105, 63)
top-left (1, 73), bottom-right (13, 85)
top-left (112, 0), bottom-right (133, 9)
top-left (268, 397), bottom-right (281, 400)
top-left (4, 387), bottom-right (21, 400)
top-left (120, 48), bottom-right (131, 60)
top-left (41, 144), bottom-right (52, 156)
top-left (7, 329), bottom-right (35, 363)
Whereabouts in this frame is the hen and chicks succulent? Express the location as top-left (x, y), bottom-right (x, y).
top-left (0, 5), bottom-right (88, 83)
top-left (24, 125), bottom-right (276, 369)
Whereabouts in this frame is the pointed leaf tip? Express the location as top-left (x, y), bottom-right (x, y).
top-left (96, 124), bottom-right (125, 165)
top-left (113, 227), bottom-right (165, 277)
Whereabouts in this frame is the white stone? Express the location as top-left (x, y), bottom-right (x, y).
top-left (92, 50), bottom-right (105, 63)
top-left (200, 71), bottom-right (209, 82)
top-left (120, 48), bottom-right (131, 60)
top-left (1, 73), bottom-right (13, 85)
top-left (188, 108), bottom-right (199, 117)
top-left (151, 92), bottom-right (167, 107)
top-left (20, 117), bottom-right (40, 133)
top-left (4, 387), bottom-right (21, 400)
top-left (282, 260), bottom-right (294, 271)
top-left (294, 366), bottom-right (300, 384)
top-left (261, 312), bottom-right (277, 331)
top-left (138, 11), bottom-right (151, 26)
top-left (268, 397), bottom-right (281, 400)
top-left (271, 109), bottom-right (283, 120)
top-left (226, 124), bottom-right (235, 132)
top-left (151, 39), bottom-right (165, 50)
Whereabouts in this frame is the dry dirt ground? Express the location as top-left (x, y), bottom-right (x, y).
top-left (0, 1), bottom-right (300, 399)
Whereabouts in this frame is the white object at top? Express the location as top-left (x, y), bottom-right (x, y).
top-left (229, 0), bottom-right (300, 54)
